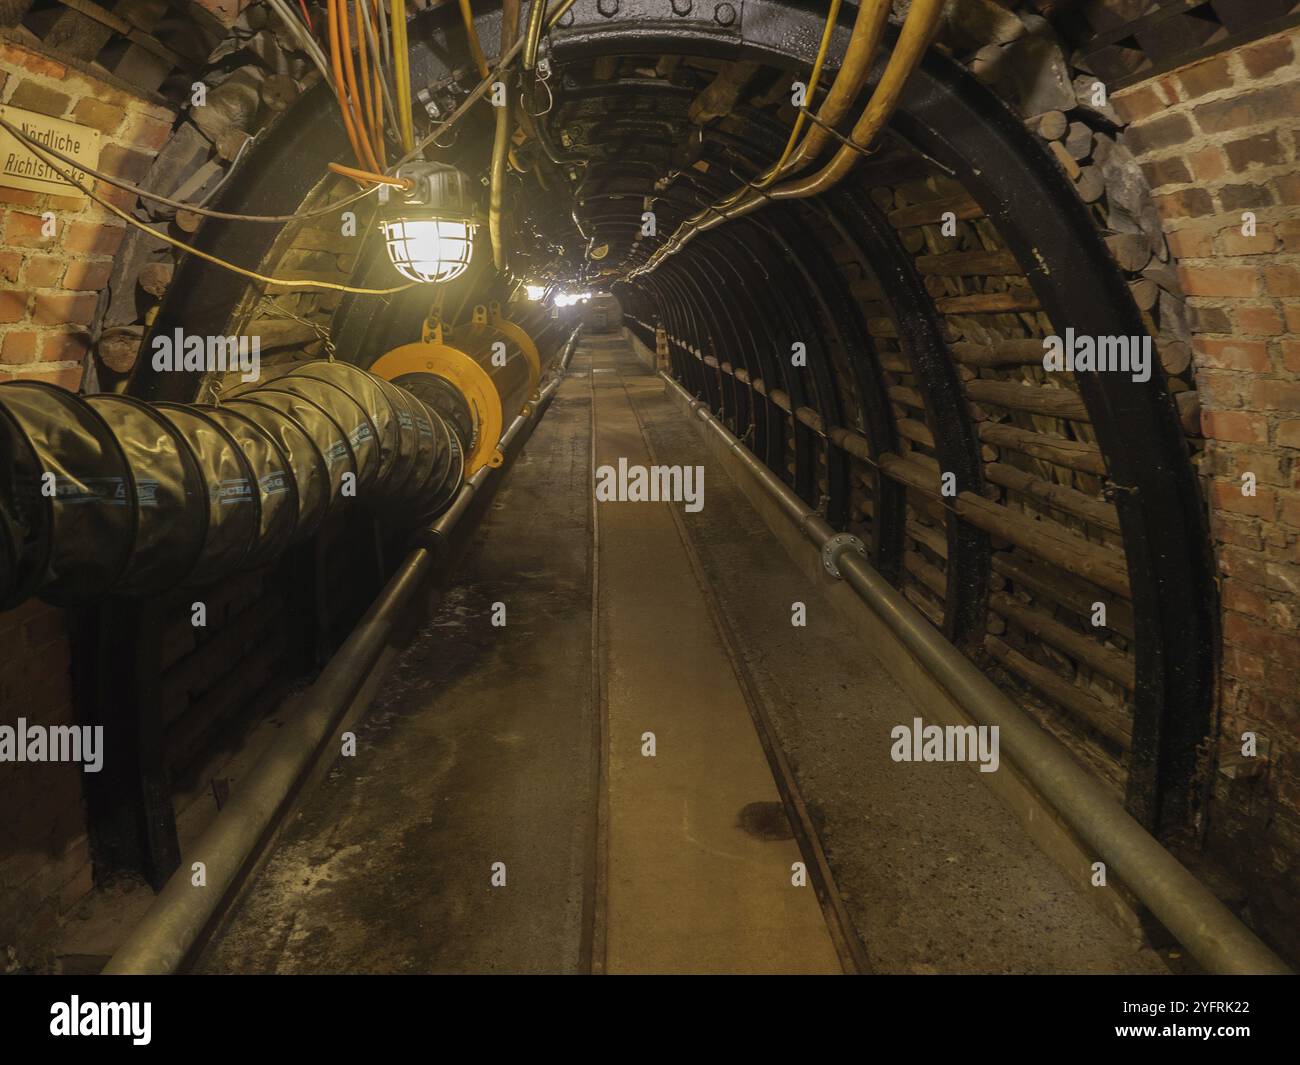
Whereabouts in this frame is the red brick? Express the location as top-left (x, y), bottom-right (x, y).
top-left (92, 180), bottom-right (138, 212)
top-left (1278, 219), bottom-right (1300, 252)
top-left (119, 113), bottom-right (172, 152)
top-left (1219, 183), bottom-right (1275, 211)
top-left (41, 333), bottom-right (90, 363)
top-left (1112, 85), bottom-right (1165, 123)
top-left (1188, 146), bottom-right (1228, 182)
top-left (70, 98), bottom-right (126, 136)
top-left (0, 41), bottom-right (67, 79)
top-left (7, 82), bottom-right (71, 118)
top-left (97, 144), bottom-right (153, 184)
top-left (1224, 130), bottom-right (1286, 171)
top-left (1177, 264), bottom-right (1258, 297)
top-left (0, 330), bottom-right (38, 364)
top-left (1218, 227), bottom-right (1280, 255)
top-left (1224, 612), bottom-right (1297, 658)
top-left (1207, 447), bottom-right (1291, 486)
top-left (1240, 34), bottom-right (1295, 78)
top-left (61, 261), bottom-right (112, 291)
top-left (1263, 265), bottom-right (1300, 296)
top-left (63, 221), bottom-right (125, 256)
top-left (1125, 113), bottom-right (1194, 155)
top-left (1282, 340), bottom-right (1300, 375)
top-left (1210, 510), bottom-right (1262, 550)
top-left (1190, 343), bottom-right (1263, 377)
top-left (1195, 371), bottom-right (1248, 408)
top-left (21, 256), bottom-right (63, 287)
top-left (1195, 82), bottom-right (1300, 134)
top-left (1250, 379), bottom-right (1300, 410)
top-left (1223, 581), bottom-right (1271, 619)
top-left (1285, 305), bottom-right (1300, 333)
top-left (1276, 417), bottom-right (1300, 448)
top-left (1154, 187), bottom-right (1215, 219)
top-left (1202, 410), bottom-right (1269, 444)
top-left (1211, 479), bottom-right (1276, 517)
top-left (32, 293), bottom-right (96, 327)
top-left (1157, 76), bottom-right (1183, 106)
top-left (0, 291), bottom-right (29, 323)
top-left (1177, 54), bottom-right (1233, 98)
top-left (0, 187), bottom-right (40, 207)
top-left (1167, 225), bottom-right (1215, 259)
top-left (1275, 174), bottom-right (1300, 205)
top-left (1223, 646), bottom-right (1268, 682)
top-left (1188, 302), bottom-right (1232, 332)
top-left (0, 251), bottom-right (19, 283)
top-left (1231, 304), bottom-right (1284, 335)
top-left (1141, 156), bottom-right (1192, 188)
top-left (1282, 491), bottom-right (1300, 528)
top-left (2, 211), bottom-right (57, 247)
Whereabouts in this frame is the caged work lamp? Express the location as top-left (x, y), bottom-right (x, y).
top-left (380, 162), bottom-right (481, 284)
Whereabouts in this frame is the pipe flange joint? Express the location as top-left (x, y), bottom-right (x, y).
top-left (822, 533), bottom-right (867, 580)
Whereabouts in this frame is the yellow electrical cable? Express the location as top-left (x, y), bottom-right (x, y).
top-left (391, 0), bottom-right (414, 151)
top-left (635, 0), bottom-right (944, 277)
top-left (19, 132), bottom-right (415, 297)
top-left (458, 0), bottom-right (491, 77)
top-left (389, 0), bottom-right (577, 172)
top-left (640, 0), bottom-right (841, 270)
top-left (713, 0), bottom-right (841, 209)
top-left (780, 0), bottom-right (890, 176)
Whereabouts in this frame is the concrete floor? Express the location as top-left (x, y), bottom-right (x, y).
top-left (198, 333), bottom-right (1168, 975)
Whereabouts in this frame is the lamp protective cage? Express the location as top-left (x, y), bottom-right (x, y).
top-left (381, 163), bottom-right (482, 284)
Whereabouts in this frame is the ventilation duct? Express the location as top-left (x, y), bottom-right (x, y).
top-left (0, 360), bottom-right (466, 609)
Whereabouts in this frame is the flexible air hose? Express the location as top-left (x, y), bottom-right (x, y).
top-left (0, 360), bottom-right (465, 609)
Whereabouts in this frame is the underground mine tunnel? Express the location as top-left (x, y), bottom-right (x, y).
top-left (0, 0), bottom-right (1298, 993)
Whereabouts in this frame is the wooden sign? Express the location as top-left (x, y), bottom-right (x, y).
top-left (0, 104), bottom-right (101, 202)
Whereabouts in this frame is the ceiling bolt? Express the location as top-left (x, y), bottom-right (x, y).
top-left (597, 0), bottom-right (619, 16)
top-left (714, 2), bottom-right (736, 25)
top-left (672, 0), bottom-right (693, 14)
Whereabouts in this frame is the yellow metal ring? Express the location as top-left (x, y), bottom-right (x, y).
top-left (368, 340), bottom-right (505, 476)
top-left (488, 301), bottom-right (543, 400)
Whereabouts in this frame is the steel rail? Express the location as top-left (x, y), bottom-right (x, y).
top-left (661, 371), bottom-right (1291, 977)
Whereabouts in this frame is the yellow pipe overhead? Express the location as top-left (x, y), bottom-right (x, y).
top-left (779, 0), bottom-right (891, 177)
top-left (634, 0), bottom-right (946, 276)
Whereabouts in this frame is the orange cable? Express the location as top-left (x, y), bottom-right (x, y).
top-left (327, 0), bottom-right (368, 167)
top-left (328, 162), bottom-right (411, 188)
top-left (355, 0), bottom-right (379, 167)
top-left (337, 0), bottom-right (381, 171)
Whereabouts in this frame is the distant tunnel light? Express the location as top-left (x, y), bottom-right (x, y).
top-left (554, 291), bottom-right (592, 307)
top-left (381, 218), bottom-right (476, 284)
top-left (525, 283), bottom-right (547, 301)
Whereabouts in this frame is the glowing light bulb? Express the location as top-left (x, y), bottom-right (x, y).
top-left (381, 217), bottom-right (476, 284)
top-left (525, 284), bottom-right (547, 301)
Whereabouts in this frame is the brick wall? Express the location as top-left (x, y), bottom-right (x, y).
top-left (0, 35), bottom-right (177, 969)
top-left (1115, 26), bottom-right (1300, 959)
top-left (1, 38), bottom-right (173, 388)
